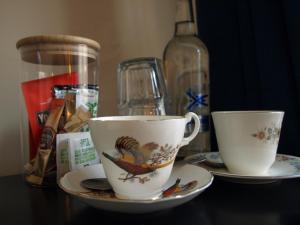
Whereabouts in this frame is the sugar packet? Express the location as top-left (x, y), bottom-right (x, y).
top-left (56, 132), bottom-right (100, 180)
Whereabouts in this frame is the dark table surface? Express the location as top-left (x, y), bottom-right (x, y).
top-left (1, 174), bottom-right (300, 225)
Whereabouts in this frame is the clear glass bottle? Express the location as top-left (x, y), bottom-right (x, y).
top-left (163, 21), bottom-right (210, 157)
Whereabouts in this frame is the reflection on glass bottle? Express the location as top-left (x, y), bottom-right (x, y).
top-left (163, 20), bottom-right (210, 156)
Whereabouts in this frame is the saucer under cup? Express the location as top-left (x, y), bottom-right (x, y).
top-left (212, 111), bottom-right (284, 175)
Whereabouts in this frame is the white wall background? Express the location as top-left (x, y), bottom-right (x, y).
top-left (0, 0), bottom-right (176, 176)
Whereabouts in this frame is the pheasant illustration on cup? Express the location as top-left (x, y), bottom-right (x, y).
top-left (89, 112), bottom-right (200, 200)
top-left (102, 136), bottom-right (178, 183)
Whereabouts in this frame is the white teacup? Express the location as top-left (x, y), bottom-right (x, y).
top-left (212, 111), bottom-right (284, 175)
top-left (88, 112), bottom-right (200, 200)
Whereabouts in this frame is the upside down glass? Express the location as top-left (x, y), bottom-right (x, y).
top-left (117, 57), bottom-right (166, 116)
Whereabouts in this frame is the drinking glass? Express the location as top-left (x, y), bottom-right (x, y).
top-left (117, 57), bottom-right (166, 115)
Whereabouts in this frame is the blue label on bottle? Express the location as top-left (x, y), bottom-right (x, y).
top-left (185, 88), bottom-right (208, 111)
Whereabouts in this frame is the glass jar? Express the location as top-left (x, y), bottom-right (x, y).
top-left (16, 35), bottom-right (100, 187)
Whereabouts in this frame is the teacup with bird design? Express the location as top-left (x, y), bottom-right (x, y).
top-left (88, 112), bottom-right (200, 200)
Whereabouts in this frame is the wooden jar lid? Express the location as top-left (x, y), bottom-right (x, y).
top-left (16, 34), bottom-right (100, 51)
top-left (16, 35), bottom-right (100, 65)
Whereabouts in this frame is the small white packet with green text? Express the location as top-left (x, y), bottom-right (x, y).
top-left (56, 134), bottom-right (70, 180)
top-left (68, 132), bottom-right (100, 171)
top-left (56, 132), bottom-right (100, 181)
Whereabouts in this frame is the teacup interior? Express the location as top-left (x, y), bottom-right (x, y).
top-left (212, 110), bottom-right (284, 115)
top-left (90, 115), bottom-right (183, 122)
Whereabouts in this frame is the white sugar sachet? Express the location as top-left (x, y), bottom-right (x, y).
top-left (56, 132), bottom-right (100, 181)
top-left (68, 132), bottom-right (100, 171)
top-left (56, 134), bottom-right (71, 180)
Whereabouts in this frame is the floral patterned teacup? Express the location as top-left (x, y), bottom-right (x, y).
top-left (88, 112), bottom-right (200, 200)
top-left (212, 111), bottom-right (284, 175)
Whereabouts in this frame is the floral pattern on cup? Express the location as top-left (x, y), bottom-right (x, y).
top-left (252, 125), bottom-right (281, 144)
top-left (102, 136), bottom-right (179, 184)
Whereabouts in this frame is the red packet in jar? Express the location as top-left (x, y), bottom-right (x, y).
top-left (21, 72), bottom-right (78, 159)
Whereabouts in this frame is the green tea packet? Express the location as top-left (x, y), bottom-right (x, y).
top-left (53, 84), bottom-right (99, 118)
top-left (75, 87), bottom-right (98, 117)
top-left (56, 132), bottom-right (100, 180)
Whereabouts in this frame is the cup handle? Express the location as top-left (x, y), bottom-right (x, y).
top-left (180, 112), bottom-right (200, 147)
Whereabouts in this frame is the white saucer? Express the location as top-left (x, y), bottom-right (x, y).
top-left (185, 152), bottom-right (300, 184)
top-left (59, 162), bottom-right (213, 213)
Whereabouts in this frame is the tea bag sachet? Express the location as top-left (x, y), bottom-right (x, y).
top-left (53, 85), bottom-right (96, 132)
top-left (75, 86), bottom-right (99, 117)
top-left (26, 98), bottom-right (65, 186)
top-left (21, 72), bottom-right (78, 160)
top-left (64, 92), bottom-right (76, 122)
top-left (53, 84), bottom-right (99, 119)
top-left (56, 132), bottom-right (100, 180)
top-left (25, 84), bottom-right (99, 186)
top-left (63, 105), bottom-right (91, 132)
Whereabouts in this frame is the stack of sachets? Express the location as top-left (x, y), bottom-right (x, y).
top-left (22, 73), bottom-right (100, 186)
